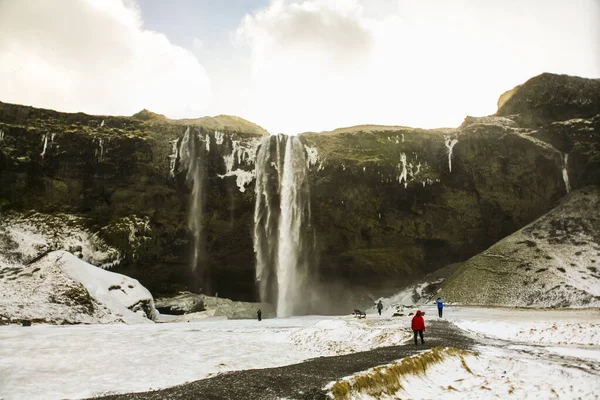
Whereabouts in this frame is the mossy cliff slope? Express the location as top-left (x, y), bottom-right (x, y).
top-left (0, 103), bottom-right (266, 299)
top-left (302, 73), bottom-right (599, 287)
top-left (439, 186), bottom-right (600, 307)
top-left (0, 73), bottom-right (598, 302)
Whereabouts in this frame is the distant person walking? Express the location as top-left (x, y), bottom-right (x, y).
top-left (257, 309), bottom-right (262, 322)
top-left (411, 310), bottom-right (425, 345)
top-left (435, 297), bottom-right (444, 318)
top-left (377, 300), bottom-right (383, 316)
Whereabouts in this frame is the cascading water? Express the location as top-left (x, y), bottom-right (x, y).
top-left (444, 138), bottom-right (458, 173)
top-left (178, 127), bottom-right (208, 281)
top-left (562, 153), bottom-right (571, 194)
top-left (253, 135), bottom-right (316, 317)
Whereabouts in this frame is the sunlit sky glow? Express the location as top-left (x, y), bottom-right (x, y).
top-left (0, 0), bottom-right (598, 134)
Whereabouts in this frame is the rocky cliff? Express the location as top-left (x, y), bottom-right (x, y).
top-left (0, 73), bottom-right (598, 307)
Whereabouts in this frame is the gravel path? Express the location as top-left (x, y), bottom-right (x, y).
top-left (94, 320), bottom-right (474, 400)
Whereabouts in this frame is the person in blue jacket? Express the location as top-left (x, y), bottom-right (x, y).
top-left (435, 297), bottom-right (444, 318)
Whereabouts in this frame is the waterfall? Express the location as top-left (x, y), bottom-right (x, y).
top-left (253, 135), bottom-right (315, 316)
top-left (178, 127), bottom-right (208, 277)
top-left (562, 153), bottom-right (571, 194)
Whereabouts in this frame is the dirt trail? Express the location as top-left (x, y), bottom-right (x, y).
top-left (94, 320), bottom-right (474, 400)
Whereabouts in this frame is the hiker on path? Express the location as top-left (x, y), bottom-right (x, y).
top-left (257, 309), bottom-right (262, 321)
top-left (411, 310), bottom-right (425, 345)
top-left (377, 300), bottom-right (383, 316)
top-left (435, 297), bottom-right (444, 318)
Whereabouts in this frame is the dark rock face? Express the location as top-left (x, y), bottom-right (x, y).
top-left (497, 73), bottom-right (600, 126)
top-left (305, 122), bottom-right (567, 287)
top-left (0, 73), bottom-right (599, 304)
top-left (0, 102), bottom-right (264, 299)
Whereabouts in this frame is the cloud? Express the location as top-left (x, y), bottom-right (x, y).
top-left (234, 0), bottom-right (600, 134)
top-left (0, 0), bottom-right (597, 133)
top-left (0, 0), bottom-right (210, 118)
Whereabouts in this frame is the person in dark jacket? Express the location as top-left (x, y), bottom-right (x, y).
top-left (257, 309), bottom-right (262, 321)
top-left (411, 310), bottom-right (425, 345)
top-left (435, 297), bottom-right (444, 318)
top-left (377, 300), bottom-right (383, 316)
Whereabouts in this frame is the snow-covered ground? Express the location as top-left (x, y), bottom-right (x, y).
top-left (2, 305), bottom-right (599, 399)
top-left (328, 305), bottom-right (600, 399)
top-left (360, 345), bottom-right (600, 399)
top-left (447, 306), bottom-right (600, 346)
top-left (0, 314), bottom-right (410, 400)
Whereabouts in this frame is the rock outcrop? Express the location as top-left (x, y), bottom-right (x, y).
top-left (0, 73), bottom-right (598, 305)
top-left (156, 292), bottom-right (274, 320)
top-left (439, 186), bottom-right (600, 307)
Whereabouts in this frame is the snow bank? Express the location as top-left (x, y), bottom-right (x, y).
top-left (0, 251), bottom-right (155, 324)
top-left (58, 251), bottom-right (156, 323)
top-left (290, 317), bottom-right (411, 355)
top-left (457, 319), bottom-right (600, 346)
top-left (376, 346), bottom-right (600, 400)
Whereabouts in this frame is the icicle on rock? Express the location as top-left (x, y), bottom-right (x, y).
top-left (169, 139), bottom-right (179, 178)
top-left (445, 138), bottom-right (458, 173)
top-left (40, 134), bottom-right (49, 159)
top-left (398, 153), bottom-right (408, 188)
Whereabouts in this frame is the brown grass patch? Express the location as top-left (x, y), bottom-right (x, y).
top-left (329, 347), bottom-right (474, 400)
top-left (460, 357), bottom-right (474, 374)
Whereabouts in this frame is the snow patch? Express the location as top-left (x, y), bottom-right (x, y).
top-left (214, 130), bottom-right (225, 145)
top-left (304, 145), bottom-right (319, 168)
top-left (290, 318), bottom-right (412, 355)
top-left (456, 319), bottom-right (600, 347)
top-left (218, 169), bottom-right (256, 193)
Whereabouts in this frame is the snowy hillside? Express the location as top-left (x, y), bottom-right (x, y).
top-left (0, 251), bottom-right (156, 324)
top-left (439, 186), bottom-right (600, 307)
top-left (0, 212), bottom-right (121, 269)
top-left (0, 214), bottom-right (156, 324)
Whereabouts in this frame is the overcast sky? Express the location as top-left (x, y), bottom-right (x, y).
top-left (0, 0), bottom-right (598, 134)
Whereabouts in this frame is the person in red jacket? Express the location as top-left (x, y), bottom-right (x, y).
top-left (411, 310), bottom-right (425, 345)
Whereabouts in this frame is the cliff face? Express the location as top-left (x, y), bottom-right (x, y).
top-left (0, 103), bottom-right (266, 299)
top-left (0, 73), bottom-right (598, 304)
